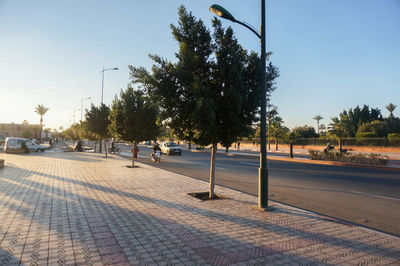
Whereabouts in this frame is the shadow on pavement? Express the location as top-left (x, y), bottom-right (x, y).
top-left (0, 159), bottom-right (399, 265)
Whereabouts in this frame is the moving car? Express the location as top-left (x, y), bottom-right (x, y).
top-left (160, 142), bottom-right (182, 155)
top-left (4, 137), bottom-right (46, 153)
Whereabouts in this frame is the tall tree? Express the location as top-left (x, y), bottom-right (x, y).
top-left (269, 121), bottom-right (288, 150)
top-left (313, 115), bottom-right (323, 135)
top-left (34, 104), bottom-right (49, 141)
top-left (130, 6), bottom-right (278, 198)
top-left (328, 116), bottom-right (354, 152)
top-left (85, 104), bottom-right (111, 157)
top-left (386, 103), bottom-right (397, 123)
top-left (266, 107), bottom-right (282, 150)
top-left (334, 105), bottom-right (382, 137)
top-left (293, 125), bottom-right (317, 138)
top-left (109, 87), bottom-right (160, 167)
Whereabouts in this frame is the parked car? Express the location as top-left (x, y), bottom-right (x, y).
top-left (4, 137), bottom-right (46, 153)
top-left (160, 142), bottom-right (182, 155)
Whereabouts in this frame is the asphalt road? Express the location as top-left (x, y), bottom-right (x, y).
top-left (117, 144), bottom-right (400, 236)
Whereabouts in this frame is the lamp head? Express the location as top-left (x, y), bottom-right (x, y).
top-left (209, 4), bottom-right (236, 22)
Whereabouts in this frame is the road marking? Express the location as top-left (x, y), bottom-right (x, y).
top-left (351, 191), bottom-right (400, 201)
top-left (240, 162), bottom-right (259, 166)
top-left (199, 164), bottom-right (226, 170)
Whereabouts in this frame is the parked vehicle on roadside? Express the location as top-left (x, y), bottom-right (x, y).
top-left (160, 142), bottom-right (182, 155)
top-left (4, 137), bottom-right (46, 153)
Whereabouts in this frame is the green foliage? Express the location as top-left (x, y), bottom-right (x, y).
top-left (330, 105), bottom-right (382, 137)
top-left (355, 132), bottom-right (378, 138)
top-left (293, 125), bottom-right (317, 138)
top-left (388, 133), bottom-right (400, 139)
top-left (313, 115), bottom-right (323, 135)
top-left (357, 120), bottom-right (388, 137)
top-left (130, 6), bottom-right (278, 149)
top-left (388, 133), bottom-right (400, 146)
top-left (109, 87), bottom-right (160, 143)
top-left (85, 104), bottom-right (110, 139)
top-left (22, 130), bottom-right (32, 138)
top-left (386, 103), bottom-right (397, 122)
top-left (309, 150), bottom-right (388, 165)
top-left (61, 124), bottom-right (82, 141)
top-left (34, 104), bottom-right (49, 117)
top-left (78, 121), bottom-right (99, 141)
top-left (328, 116), bottom-right (354, 139)
top-left (34, 104), bottom-right (49, 140)
top-left (129, 5), bottom-right (280, 197)
top-left (282, 131), bottom-right (299, 144)
top-left (388, 118), bottom-right (400, 133)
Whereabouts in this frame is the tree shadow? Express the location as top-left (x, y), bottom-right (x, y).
top-left (3, 151), bottom-right (103, 163)
top-left (0, 163), bottom-right (399, 265)
top-left (0, 246), bottom-right (24, 265)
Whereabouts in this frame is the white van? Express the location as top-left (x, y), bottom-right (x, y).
top-left (4, 137), bottom-right (46, 153)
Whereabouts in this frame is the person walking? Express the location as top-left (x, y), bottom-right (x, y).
top-left (130, 143), bottom-right (140, 167)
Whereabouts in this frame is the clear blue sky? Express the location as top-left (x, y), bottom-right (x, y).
top-left (1, 0), bottom-right (399, 131)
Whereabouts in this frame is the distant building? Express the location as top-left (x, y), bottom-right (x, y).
top-left (0, 123), bottom-right (42, 141)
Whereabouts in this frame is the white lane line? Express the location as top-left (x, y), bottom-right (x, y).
top-left (240, 162), bottom-right (259, 166)
top-left (200, 164), bottom-right (227, 170)
top-left (351, 191), bottom-right (400, 202)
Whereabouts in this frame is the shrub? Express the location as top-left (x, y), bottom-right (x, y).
top-left (388, 133), bottom-right (400, 139)
top-left (388, 133), bottom-right (400, 146)
top-left (308, 150), bottom-right (388, 165)
top-left (357, 120), bottom-right (388, 137)
top-left (355, 132), bottom-right (378, 138)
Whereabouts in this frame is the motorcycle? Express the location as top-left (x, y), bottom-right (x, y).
top-left (108, 146), bottom-right (121, 154)
top-left (74, 141), bottom-right (84, 152)
top-left (152, 150), bottom-right (161, 163)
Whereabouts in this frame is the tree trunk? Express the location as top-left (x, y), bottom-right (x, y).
top-left (268, 137), bottom-right (270, 150)
top-left (209, 143), bottom-right (217, 199)
top-left (289, 143), bottom-right (293, 158)
top-left (275, 138), bottom-right (278, 150)
top-left (188, 141), bottom-right (191, 151)
top-left (339, 138), bottom-right (342, 152)
top-left (39, 116), bottom-right (43, 142)
top-left (104, 139), bottom-right (108, 157)
top-left (225, 146), bottom-right (229, 153)
top-left (94, 141), bottom-right (97, 152)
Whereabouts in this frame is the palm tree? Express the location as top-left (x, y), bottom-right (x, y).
top-left (267, 107), bottom-right (282, 150)
top-left (313, 115), bottom-right (323, 135)
top-left (34, 104), bottom-right (49, 141)
top-left (329, 117), bottom-right (353, 152)
top-left (385, 103), bottom-right (397, 123)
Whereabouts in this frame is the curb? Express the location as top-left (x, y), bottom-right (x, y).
top-left (219, 150), bottom-right (400, 172)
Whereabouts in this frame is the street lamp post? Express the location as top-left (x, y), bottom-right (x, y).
top-left (100, 67), bottom-right (119, 104)
top-left (81, 97), bottom-right (92, 122)
top-left (73, 109), bottom-right (81, 124)
top-left (210, 1), bottom-right (269, 209)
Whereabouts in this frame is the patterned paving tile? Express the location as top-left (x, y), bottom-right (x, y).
top-left (0, 151), bottom-right (399, 265)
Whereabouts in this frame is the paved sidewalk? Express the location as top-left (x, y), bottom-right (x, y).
top-left (0, 152), bottom-right (399, 265)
